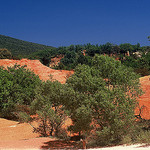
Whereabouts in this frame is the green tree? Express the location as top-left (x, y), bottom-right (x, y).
top-left (0, 65), bottom-right (41, 119)
top-left (64, 55), bottom-right (142, 145)
top-left (28, 48), bottom-right (57, 66)
top-left (0, 48), bottom-right (12, 59)
top-left (120, 43), bottom-right (134, 54)
top-left (0, 67), bottom-right (14, 118)
top-left (59, 51), bottom-right (77, 70)
top-left (0, 34), bottom-right (55, 56)
top-left (122, 51), bottom-right (150, 76)
top-left (28, 80), bottom-right (68, 138)
top-left (100, 42), bottom-right (113, 55)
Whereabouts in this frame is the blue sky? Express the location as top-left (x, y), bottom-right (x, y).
top-left (0, 0), bottom-right (150, 47)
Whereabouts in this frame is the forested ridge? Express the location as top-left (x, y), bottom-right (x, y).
top-left (0, 34), bottom-right (55, 56)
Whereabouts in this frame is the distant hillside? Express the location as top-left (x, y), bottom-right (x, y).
top-left (0, 35), bottom-right (55, 56)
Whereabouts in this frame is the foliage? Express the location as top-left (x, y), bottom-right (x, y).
top-left (53, 43), bottom-right (149, 73)
top-left (29, 80), bottom-right (68, 138)
top-left (120, 43), bottom-right (134, 54)
top-left (28, 48), bottom-right (57, 66)
top-left (0, 34), bottom-right (55, 56)
top-left (134, 130), bottom-right (150, 144)
top-left (0, 65), bottom-right (41, 119)
top-left (122, 51), bottom-right (150, 76)
top-left (59, 51), bottom-right (77, 70)
top-left (0, 48), bottom-right (12, 59)
top-left (64, 55), bottom-right (142, 145)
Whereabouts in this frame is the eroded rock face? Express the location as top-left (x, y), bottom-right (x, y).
top-left (136, 75), bottom-right (150, 119)
top-left (0, 59), bottom-right (74, 84)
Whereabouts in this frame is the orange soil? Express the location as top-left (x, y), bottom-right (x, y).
top-left (0, 118), bottom-right (76, 149)
top-left (0, 137), bottom-right (77, 149)
top-left (0, 117), bottom-right (78, 149)
top-left (0, 59), bottom-right (74, 83)
top-left (0, 118), bottom-right (39, 141)
top-left (135, 75), bottom-right (150, 119)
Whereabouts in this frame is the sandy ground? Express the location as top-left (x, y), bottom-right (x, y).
top-left (0, 118), bottom-right (77, 149)
top-left (90, 144), bottom-right (150, 150)
top-left (1, 118), bottom-right (149, 149)
top-left (0, 142), bottom-right (150, 150)
top-left (0, 118), bottom-right (39, 141)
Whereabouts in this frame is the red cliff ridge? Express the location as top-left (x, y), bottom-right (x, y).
top-left (0, 59), bottom-right (74, 84)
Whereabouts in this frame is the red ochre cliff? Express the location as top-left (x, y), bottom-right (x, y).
top-left (0, 59), bottom-right (74, 84)
top-left (135, 75), bottom-right (150, 120)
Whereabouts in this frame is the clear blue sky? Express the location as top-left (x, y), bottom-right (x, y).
top-left (0, 0), bottom-right (150, 47)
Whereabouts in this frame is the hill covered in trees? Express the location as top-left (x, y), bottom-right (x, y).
top-left (47, 43), bottom-right (150, 76)
top-left (0, 35), bottom-right (55, 56)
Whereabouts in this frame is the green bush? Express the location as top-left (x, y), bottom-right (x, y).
top-left (0, 65), bottom-right (41, 119)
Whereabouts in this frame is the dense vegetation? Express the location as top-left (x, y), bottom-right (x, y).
top-left (1, 55), bottom-right (149, 147)
top-left (29, 42), bottom-right (150, 76)
top-left (0, 48), bottom-right (12, 59)
top-left (0, 35), bottom-right (150, 147)
top-left (58, 43), bottom-right (150, 75)
top-left (0, 65), bottom-right (41, 119)
top-left (63, 55), bottom-right (143, 146)
top-left (0, 34), bottom-right (55, 56)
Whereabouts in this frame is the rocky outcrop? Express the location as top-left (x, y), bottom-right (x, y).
top-left (136, 75), bottom-right (150, 120)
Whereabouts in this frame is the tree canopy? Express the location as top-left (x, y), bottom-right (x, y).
top-left (63, 55), bottom-right (142, 145)
top-left (0, 48), bottom-right (12, 59)
top-left (0, 65), bottom-right (41, 119)
top-left (0, 34), bottom-right (55, 56)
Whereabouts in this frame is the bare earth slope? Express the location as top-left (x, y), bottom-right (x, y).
top-left (136, 75), bottom-right (150, 119)
top-left (0, 118), bottom-right (39, 141)
top-left (0, 59), bottom-right (74, 83)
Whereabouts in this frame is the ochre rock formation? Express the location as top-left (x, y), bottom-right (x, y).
top-left (136, 75), bottom-right (150, 120)
top-left (0, 59), bottom-right (74, 83)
